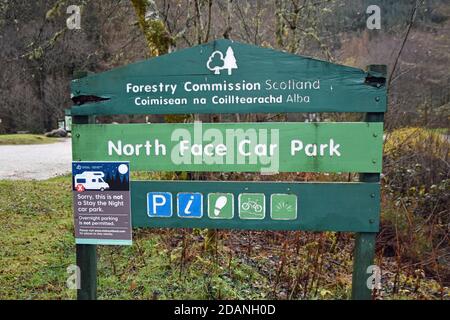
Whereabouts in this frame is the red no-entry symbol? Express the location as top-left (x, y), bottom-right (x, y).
top-left (76, 184), bottom-right (85, 192)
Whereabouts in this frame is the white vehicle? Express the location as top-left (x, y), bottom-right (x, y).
top-left (74, 171), bottom-right (110, 191)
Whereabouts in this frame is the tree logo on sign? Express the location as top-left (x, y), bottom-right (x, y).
top-left (206, 46), bottom-right (238, 75)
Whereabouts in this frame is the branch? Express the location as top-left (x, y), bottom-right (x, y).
top-left (388, 0), bottom-right (421, 89)
top-left (193, 0), bottom-right (204, 44)
top-left (202, 0), bottom-right (212, 42)
top-left (223, 0), bottom-right (233, 39)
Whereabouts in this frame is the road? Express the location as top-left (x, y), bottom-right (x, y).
top-left (0, 138), bottom-right (72, 180)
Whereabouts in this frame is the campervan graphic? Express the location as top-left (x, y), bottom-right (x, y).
top-left (74, 171), bottom-right (109, 191)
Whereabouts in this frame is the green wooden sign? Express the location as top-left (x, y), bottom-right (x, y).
top-left (131, 181), bottom-right (380, 232)
top-left (72, 122), bottom-right (383, 173)
top-left (70, 39), bottom-right (387, 301)
top-left (71, 39), bottom-right (386, 116)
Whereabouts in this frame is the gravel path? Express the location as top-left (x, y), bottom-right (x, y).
top-left (0, 138), bottom-right (72, 180)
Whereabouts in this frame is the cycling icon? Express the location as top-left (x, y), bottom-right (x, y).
top-left (241, 200), bottom-right (263, 213)
top-left (238, 193), bottom-right (265, 219)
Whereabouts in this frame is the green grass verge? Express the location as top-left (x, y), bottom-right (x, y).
top-left (0, 134), bottom-right (59, 145)
top-left (0, 176), bottom-right (269, 300)
top-left (0, 175), bottom-right (446, 299)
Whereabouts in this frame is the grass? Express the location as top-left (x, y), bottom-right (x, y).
top-left (0, 176), bottom-right (270, 300)
top-left (428, 128), bottom-right (449, 135)
top-left (0, 175), bottom-right (447, 300)
top-left (0, 134), bottom-right (58, 145)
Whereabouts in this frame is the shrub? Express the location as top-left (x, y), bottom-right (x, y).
top-left (381, 127), bottom-right (449, 286)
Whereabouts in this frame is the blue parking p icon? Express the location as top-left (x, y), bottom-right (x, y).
top-left (147, 192), bottom-right (173, 217)
top-left (177, 193), bottom-right (203, 218)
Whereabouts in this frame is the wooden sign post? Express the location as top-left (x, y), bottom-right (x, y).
top-left (70, 39), bottom-right (386, 300)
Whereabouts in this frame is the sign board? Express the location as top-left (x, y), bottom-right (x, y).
top-left (130, 181), bottom-right (380, 232)
top-left (70, 39), bottom-right (387, 300)
top-left (72, 122), bottom-right (383, 173)
top-left (71, 40), bottom-right (386, 116)
top-left (65, 115), bottom-right (72, 132)
top-left (72, 161), bottom-right (132, 245)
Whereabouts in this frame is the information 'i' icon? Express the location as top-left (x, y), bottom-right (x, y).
top-left (177, 193), bottom-right (203, 218)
